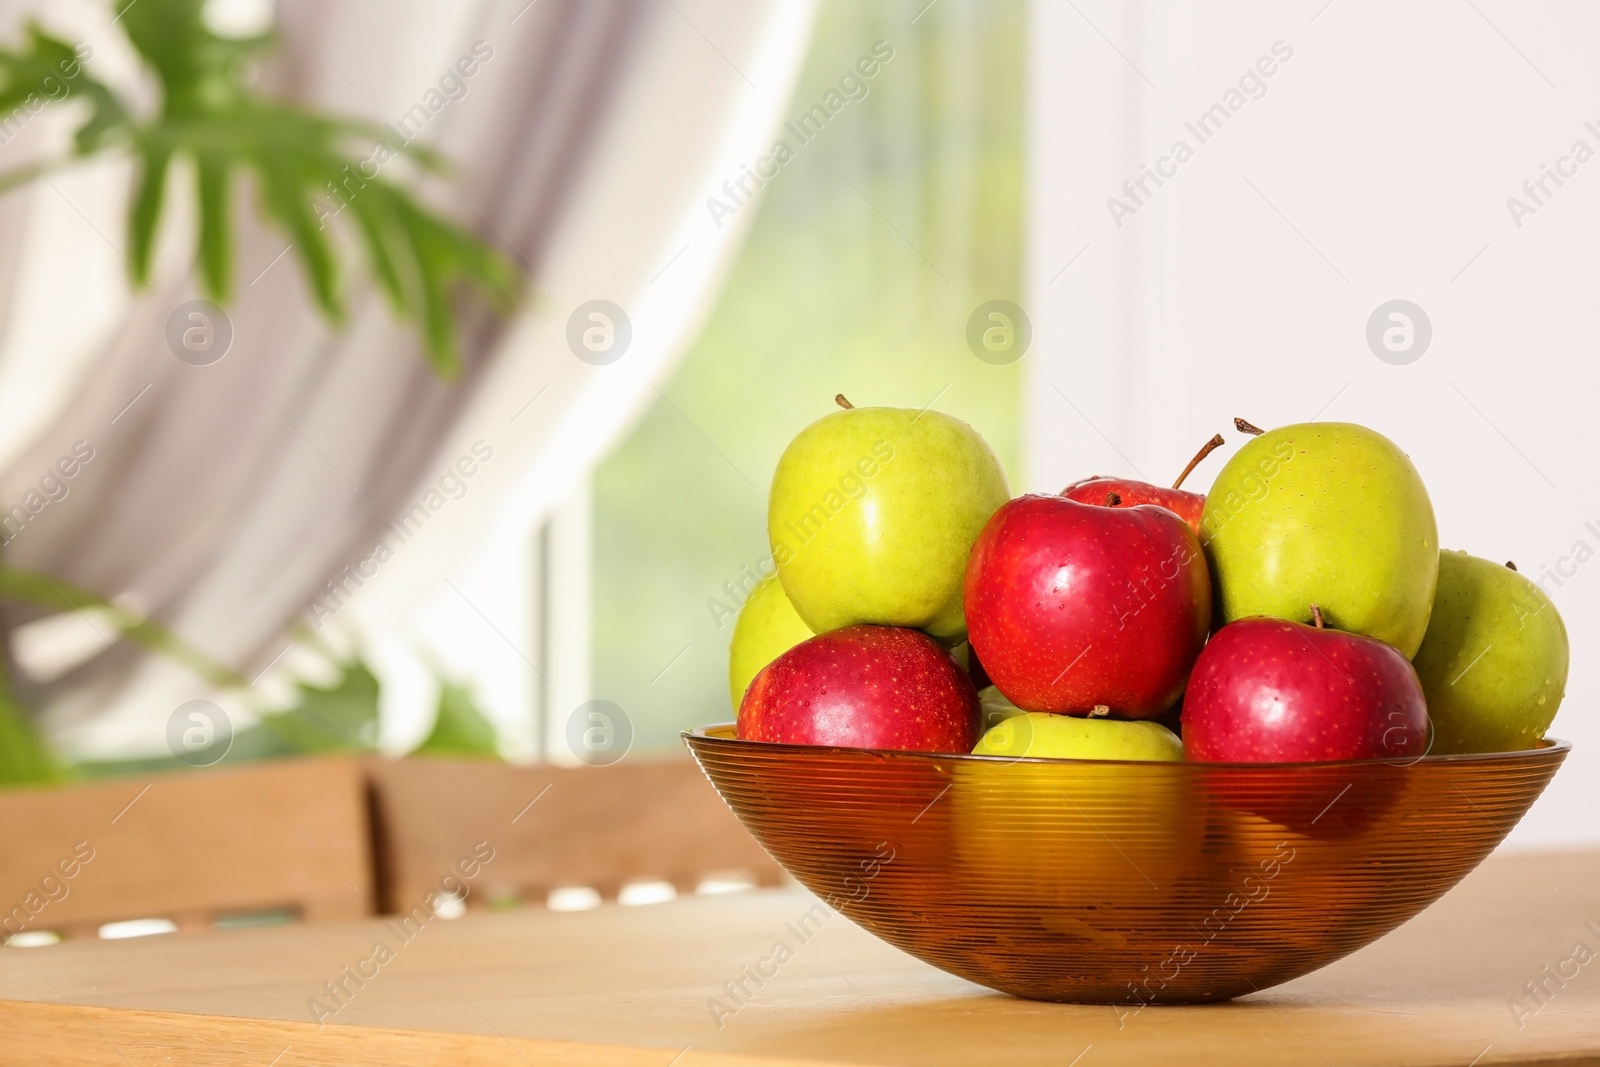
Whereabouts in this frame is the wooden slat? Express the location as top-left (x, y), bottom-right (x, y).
top-left (365, 756), bottom-right (785, 913)
top-left (0, 758), bottom-right (371, 938)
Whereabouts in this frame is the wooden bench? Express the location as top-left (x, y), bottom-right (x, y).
top-left (0, 758), bottom-right (370, 940)
top-left (0, 754), bottom-right (783, 943)
top-left (365, 756), bottom-right (786, 913)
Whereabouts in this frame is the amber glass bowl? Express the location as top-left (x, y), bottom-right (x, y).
top-left (684, 725), bottom-right (1567, 1004)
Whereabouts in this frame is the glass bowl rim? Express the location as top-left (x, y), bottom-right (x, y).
top-left (685, 723), bottom-right (1570, 770)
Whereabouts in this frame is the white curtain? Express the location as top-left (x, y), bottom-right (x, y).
top-left (0, 0), bottom-right (815, 757)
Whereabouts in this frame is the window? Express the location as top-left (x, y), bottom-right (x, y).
top-left (589, 0), bottom-right (1027, 750)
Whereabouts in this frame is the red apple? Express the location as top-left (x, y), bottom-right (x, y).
top-left (737, 625), bottom-right (980, 752)
top-left (1182, 612), bottom-right (1428, 762)
top-left (1061, 433), bottom-right (1224, 536)
top-left (963, 495), bottom-right (1211, 717)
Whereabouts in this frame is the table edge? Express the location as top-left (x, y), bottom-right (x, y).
top-left (0, 999), bottom-right (854, 1067)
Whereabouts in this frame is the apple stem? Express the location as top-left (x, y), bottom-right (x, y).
top-left (1172, 433), bottom-right (1226, 490)
top-left (1310, 604), bottom-right (1325, 629)
top-left (1234, 417), bottom-right (1266, 436)
top-left (1506, 560), bottom-right (1518, 571)
top-left (1089, 705), bottom-right (1111, 718)
top-left (835, 394), bottom-right (854, 410)
top-left (1105, 491), bottom-right (1122, 506)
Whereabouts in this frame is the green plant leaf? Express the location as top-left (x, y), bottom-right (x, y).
top-left (0, 679), bottom-right (66, 788)
top-left (195, 151), bottom-right (232, 301)
top-left (0, 566), bottom-right (247, 689)
top-left (345, 184), bottom-right (408, 311)
top-left (412, 681), bottom-right (499, 758)
top-left (0, 574), bottom-right (393, 776)
top-left (127, 139), bottom-right (172, 287)
top-left (391, 192), bottom-right (521, 378)
top-left (253, 148), bottom-right (341, 320)
top-left (0, 2), bottom-right (523, 376)
top-left (258, 657), bottom-right (379, 753)
top-left (0, 567), bottom-right (246, 784)
top-left (0, 24), bottom-right (127, 157)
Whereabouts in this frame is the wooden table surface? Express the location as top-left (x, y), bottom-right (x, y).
top-left (1, 849), bottom-right (1597, 1066)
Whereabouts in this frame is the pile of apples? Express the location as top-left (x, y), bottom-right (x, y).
top-left (730, 398), bottom-right (1570, 765)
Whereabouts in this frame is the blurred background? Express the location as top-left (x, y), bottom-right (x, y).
top-left (0, 0), bottom-right (1593, 852)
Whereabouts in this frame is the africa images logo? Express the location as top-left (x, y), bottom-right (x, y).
top-left (1105, 40), bottom-right (1294, 228)
top-left (705, 41), bottom-right (895, 228)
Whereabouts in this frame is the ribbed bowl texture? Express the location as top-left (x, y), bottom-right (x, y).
top-left (684, 724), bottom-right (1567, 1003)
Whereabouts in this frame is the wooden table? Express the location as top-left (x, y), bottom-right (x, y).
top-left (2, 849), bottom-right (1597, 1066)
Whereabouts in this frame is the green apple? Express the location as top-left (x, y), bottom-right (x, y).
top-left (1412, 550), bottom-right (1569, 753)
top-left (952, 713), bottom-right (1200, 911)
top-left (768, 402), bottom-right (1009, 642)
top-left (973, 711), bottom-right (1184, 761)
top-left (1201, 422), bottom-right (1438, 657)
top-left (727, 573), bottom-right (814, 710)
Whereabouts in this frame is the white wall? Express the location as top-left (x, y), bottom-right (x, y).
top-left (1028, 0), bottom-right (1600, 848)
